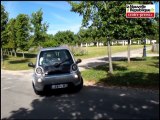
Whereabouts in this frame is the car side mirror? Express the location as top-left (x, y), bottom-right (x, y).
top-left (76, 59), bottom-right (82, 64)
top-left (28, 62), bottom-right (35, 68)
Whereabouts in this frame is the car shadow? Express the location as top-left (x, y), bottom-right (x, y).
top-left (2, 85), bottom-right (159, 119)
top-left (79, 60), bottom-right (128, 71)
top-left (97, 57), bottom-right (127, 62)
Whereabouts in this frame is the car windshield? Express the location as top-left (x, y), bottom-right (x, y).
top-left (38, 49), bottom-right (73, 67)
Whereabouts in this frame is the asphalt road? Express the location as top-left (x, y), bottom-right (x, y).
top-left (1, 71), bottom-right (159, 119)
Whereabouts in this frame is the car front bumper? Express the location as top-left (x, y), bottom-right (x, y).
top-left (33, 72), bottom-right (82, 91)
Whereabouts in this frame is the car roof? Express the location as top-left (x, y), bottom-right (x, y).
top-left (40, 46), bottom-right (69, 52)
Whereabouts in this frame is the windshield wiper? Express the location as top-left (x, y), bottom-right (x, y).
top-left (54, 58), bottom-right (71, 67)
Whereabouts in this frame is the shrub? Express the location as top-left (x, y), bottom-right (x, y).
top-left (70, 46), bottom-right (88, 56)
top-left (60, 45), bottom-right (88, 56)
top-left (28, 46), bottom-right (41, 53)
top-left (42, 40), bottom-right (58, 48)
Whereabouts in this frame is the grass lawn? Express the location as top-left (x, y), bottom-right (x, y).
top-left (147, 50), bottom-right (159, 54)
top-left (75, 45), bottom-right (148, 59)
top-left (1, 53), bottom-right (36, 70)
top-left (81, 56), bottom-right (159, 89)
top-left (1, 45), bottom-right (150, 70)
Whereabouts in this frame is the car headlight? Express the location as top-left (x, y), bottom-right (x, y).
top-left (72, 64), bottom-right (78, 71)
top-left (36, 67), bottom-right (43, 74)
top-left (74, 74), bottom-right (78, 78)
top-left (37, 78), bottom-right (42, 82)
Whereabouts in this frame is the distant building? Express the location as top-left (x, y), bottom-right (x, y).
top-left (79, 38), bottom-right (157, 47)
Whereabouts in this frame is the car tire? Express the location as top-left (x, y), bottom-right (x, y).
top-left (75, 77), bottom-right (83, 92)
top-left (32, 82), bottom-right (44, 96)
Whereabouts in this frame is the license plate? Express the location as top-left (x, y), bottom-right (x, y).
top-left (51, 84), bottom-right (68, 89)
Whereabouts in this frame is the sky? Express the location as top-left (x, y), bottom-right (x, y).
top-left (1, 1), bottom-right (159, 35)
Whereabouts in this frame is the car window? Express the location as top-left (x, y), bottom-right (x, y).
top-left (38, 49), bottom-right (73, 66)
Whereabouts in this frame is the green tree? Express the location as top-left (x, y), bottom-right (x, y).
top-left (15, 14), bottom-right (31, 58)
top-left (124, 1), bottom-right (158, 60)
top-left (69, 1), bottom-right (115, 73)
top-left (88, 26), bottom-right (104, 46)
top-left (69, 1), bottom-right (158, 73)
top-left (42, 34), bottom-right (58, 47)
top-left (42, 40), bottom-right (58, 48)
top-left (85, 28), bottom-right (94, 46)
top-left (31, 9), bottom-right (49, 47)
top-left (147, 13), bottom-right (159, 43)
top-left (5, 18), bottom-right (17, 57)
top-left (1, 4), bottom-right (8, 46)
top-left (77, 28), bottom-right (90, 46)
top-left (74, 34), bottom-right (80, 46)
top-left (54, 30), bottom-right (75, 45)
top-left (27, 35), bottom-right (35, 49)
top-left (1, 4), bottom-right (8, 64)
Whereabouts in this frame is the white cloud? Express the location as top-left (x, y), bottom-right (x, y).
top-left (69, 24), bottom-right (82, 33)
top-left (51, 13), bottom-right (70, 23)
top-left (33, 1), bottom-right (70, 11)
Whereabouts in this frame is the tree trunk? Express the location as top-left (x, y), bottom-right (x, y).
top-left (4, 49), bottom-right (7, 55)
top-left (10, 49), bottom-right (11, 56)
top-left (7, 49), bottom-right (9, 55)
top-left (107, 40), bottom-right (113, 73)
top-left (3, 49), bottom-right (5, 55)
top-left (11, 49), bottom-right (13, 56)
top-left (97, 41), bottom-right (99, 47)
top-left (127, 39), bottom-right (131, 63)
top-left (6, 49), bottom-right (8, 55)
top-left (142, 38), bottom-right (147, 58)
top-left (4, 49), bottom-right (6, 55)
top-left (8, 49), bottom-right (10, 55)
top-left (1, 48), bottom-right (4, 65)
top-left (14, 48), bottom-right (17, 57)
top-left (22, 51), bottom-right (25, 58)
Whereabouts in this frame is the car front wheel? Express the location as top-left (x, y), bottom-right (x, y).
top-left (75, 77), bottom-right (83, 92)
top-left (32, 82), bottom-right (44, 95)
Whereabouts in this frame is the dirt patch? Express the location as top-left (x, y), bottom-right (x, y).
top-left (84, 80), bottom-right (96, 86)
